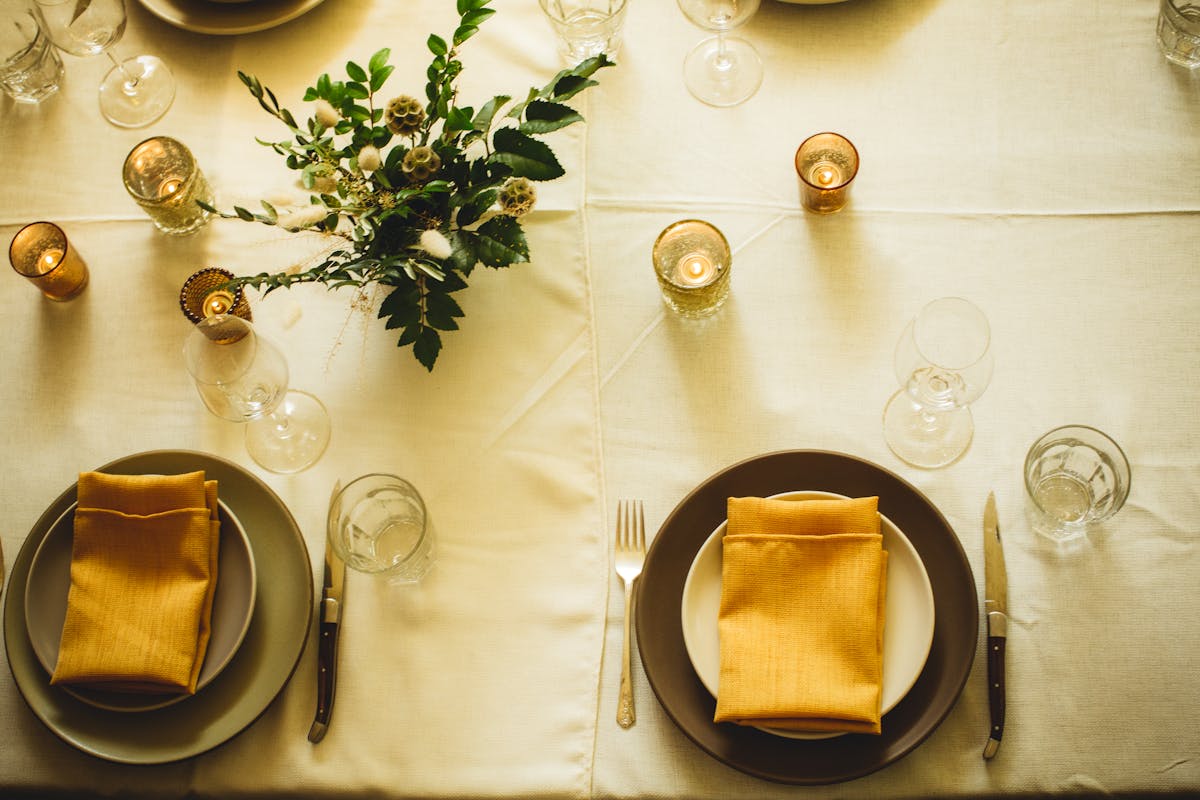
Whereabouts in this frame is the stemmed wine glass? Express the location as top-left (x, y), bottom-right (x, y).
top-left (882, 297), bottom-right (993, 469)
top-left (184, 315), bottom-right (331, 474)
top-left (33, 0), bottom-right (174, 128)
top-left (676, 0), bottom-right (762, 107)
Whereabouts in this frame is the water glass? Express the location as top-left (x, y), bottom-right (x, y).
top-left (328, 474), bottom-right (435, 583)
top-left (8, 222), bottom-right (89, 301)
top-left (538, 0), bottom-right (627, 62)
top-left (1024, 425), bottom-right (1131, 540)
top-left (1157, 0), bottom-right (1200, 68)
top-left (795, 132), bottom-right (860, 214)
top-left (1, 7), bottom-right (63, 103)
top-left (122, 136), bottom-right (213, 235)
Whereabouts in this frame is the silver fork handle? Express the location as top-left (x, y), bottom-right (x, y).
top-left (617, 580), bottom-right (635, 728)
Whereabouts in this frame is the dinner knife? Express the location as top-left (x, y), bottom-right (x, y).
top-left (982, 491), bottom-right (1007, 760)
top-left (308, 481), bottom-right (345, 744)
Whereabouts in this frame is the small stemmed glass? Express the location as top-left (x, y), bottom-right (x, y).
top-left (33, 0), bottom-right (174, 127)
top-left (882, 297), bottom-right (993, 469)
top-left (184, 315), bottom-right (331, 474)
top-left (676, 0), bottom-right (762, 107)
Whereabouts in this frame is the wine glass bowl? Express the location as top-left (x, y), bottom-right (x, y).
top-left (184, 315), bottom-right (330, 474)
top-left (33, 0), bottom-right (174, 128)
top-left (676, 0), bottom-right (763, 107)
top-left (882, 297), bottom-right (993, 469)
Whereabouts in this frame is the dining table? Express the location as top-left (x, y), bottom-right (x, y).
top-left (2, 0), bottom-right (1198, 797)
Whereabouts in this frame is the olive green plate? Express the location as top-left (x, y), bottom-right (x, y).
top-left (3, 450), bottom-right (313, 764)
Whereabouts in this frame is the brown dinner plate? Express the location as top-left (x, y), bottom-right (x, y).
top-left (635, 450), bottom-right (977, 785)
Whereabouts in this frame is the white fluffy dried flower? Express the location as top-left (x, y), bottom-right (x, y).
top-left (358, 145), bottom-right (381, 173)
top-left (278, 204), bottom-right (329, 231)
top-left (417, 229), bottom-right (453, 260)
top-left (314, 98), bottom-right (339, 128)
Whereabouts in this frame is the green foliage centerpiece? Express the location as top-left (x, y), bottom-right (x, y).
top-left (204, 0), bottom-right (611, 370)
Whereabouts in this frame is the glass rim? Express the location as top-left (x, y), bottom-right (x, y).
top-left (8, 220), bottom-right (69, 278)
top-left (911, 295), bottom-right (992, 371)
top-left (327, 473), bottom-right (429, 570)
top-left (122, 135), bottom-right (197, 203)
top-left (1023, 423), bottom-right (1132, 509)
top-left (794, 131), bottom-right (860, 190)
top-left (652, 218), bottom-right (731, 257)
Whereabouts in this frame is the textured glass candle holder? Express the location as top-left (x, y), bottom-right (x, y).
top-left (8, 221), bottom-right (89, 301)
top-left (795, 132), bottom-right (860, 214)
top-left (180, 267), bottom-right (252, 323)
top-left (652, 219), bottom-right (732, 319)
top-left (123, 136), bottom-right (213, 235)
top-left (1158, 0), bottom-right (1200, 68)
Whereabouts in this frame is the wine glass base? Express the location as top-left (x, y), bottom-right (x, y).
top-left (882, 391), bottom-right (974, 469)
top-left (99, 55), bottom-right (175, 128)
top-left (245, 390), bottom-right (331, 474)
top-left (683, 35), bottom-right (763, 107)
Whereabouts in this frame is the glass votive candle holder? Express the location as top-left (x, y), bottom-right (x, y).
top-left (652, 219), bottom-right (732, 319)
top-left (8, 221), bottom-right (89, 301)
top-left (1023, 424), bottom-right (1131, 541)
top-left (180, 267), bottom-right (252, 323)
top-left (795, 132), bottom-right (860, 214)
top-left (122, 136), bottom-right (213, 235)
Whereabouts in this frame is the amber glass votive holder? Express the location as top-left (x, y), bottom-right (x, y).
top-left (123, 136), bottom-right (213, 236)
top-left (8, 221), bottom-right (89, 301)
top-left (795, 132), bottom-right (860, 214)
top-left (180, 267), bottom-right (252, 323)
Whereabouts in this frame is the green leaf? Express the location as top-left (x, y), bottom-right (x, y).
top-left (428, 34), bottom-right (448, 56)
top-left (549, 75), bottom-right (597, 102)
top-left (453, 24), bottom-right (479, 46)
top-left (369, 65), bottom-right (395, 92)
top-left (472, 94), bottom-right (511, 134)
top-left (489, 128), bottom-right (564, 181)
top-left (475, 215), bottom-right (529, 267)
top-left (445, 106), bottom-right (475, 132)
top-left (520, 101), bottom-right (583, 133)
top-left (368, 48), bottom-right (391, 73)
top-left (346, 61), bottom-right (368, 82)
top-left (461, 8), bottom-right (495, 27)
top-left (346, 82), bottom-right (370, 100)
top-left (413, 327), bottom-right (442, 371)
top-left (234, 206), bottom-right (255, 222)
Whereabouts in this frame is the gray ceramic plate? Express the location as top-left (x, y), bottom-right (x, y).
top-left (3, 450), bottom-right (312, 764)
top-left (25, 500), bottom-right (257, 712)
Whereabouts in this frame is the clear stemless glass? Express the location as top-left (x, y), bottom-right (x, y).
top-left (33, 0), bottom-right (174, 128)
top-left (882, 297), bottom-right (993, 469)
top-left (184, 315), bottom-right (331, 474)
top-left (676, 0), bottom-right (762, 107)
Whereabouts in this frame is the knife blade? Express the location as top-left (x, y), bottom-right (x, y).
top-left (308, 481), bottom-right (345, 743)
top-left (982, 491), bottom-right (1008, 760)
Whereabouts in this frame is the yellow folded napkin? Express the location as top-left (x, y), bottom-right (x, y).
top-left (713, 495), bottom-right (887, 735)
top-left (50, 471), bottom-right (220, 695)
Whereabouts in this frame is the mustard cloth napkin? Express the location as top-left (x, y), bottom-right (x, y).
top-left (713, 495), bottom-right (888, 735)
top-left (50, 470), bottom-right (220, 694)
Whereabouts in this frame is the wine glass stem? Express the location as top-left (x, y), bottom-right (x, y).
top-left (105, 50), bottom-right (139, 93)
top-left (714, 30), bottom-right (731, 71)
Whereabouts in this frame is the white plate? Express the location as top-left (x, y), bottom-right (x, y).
top-left (136, 0), bottom-right (326, 35)
top-left (25, 500), bottom-right (257, 712)
top-left (680, 490), bottom-right (935, 739)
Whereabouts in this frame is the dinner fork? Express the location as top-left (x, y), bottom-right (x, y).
top-left (615, 499), bottom-right (646, 728)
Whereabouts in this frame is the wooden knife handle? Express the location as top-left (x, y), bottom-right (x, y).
top-left (307, 615), bottom-right (339, 743)
top-left (983, 632), bottom-right (1006, 759)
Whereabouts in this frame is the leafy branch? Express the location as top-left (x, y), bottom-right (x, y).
top-left (204, 0), bottom-right (612, 370)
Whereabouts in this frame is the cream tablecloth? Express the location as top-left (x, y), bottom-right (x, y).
top-left (1, 0), bottom-right (1197, 797)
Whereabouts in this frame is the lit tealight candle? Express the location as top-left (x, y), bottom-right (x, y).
top-left (39, 248), bottom-right (64, 273)
top-left (812, 163), bottom-right (841, 187)
top-left (675, 253), bottom-right (716, 287)
top-left (158, 177), bottom-right (184, 200)
top-left (204, 289), bottom-right (235, 318)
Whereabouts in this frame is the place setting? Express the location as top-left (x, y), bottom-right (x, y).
top-left (2, 450), bottom-right (313, 764)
